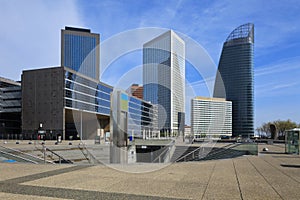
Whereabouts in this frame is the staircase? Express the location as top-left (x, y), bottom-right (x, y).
top-left (196, 144), bottom-right (247, 161)
top-left (170, 146), bottom-right (199, 162)
top-left (173, 143), bottom-right (251, 163)
top-left (78, 143), bottom-right (105, 164)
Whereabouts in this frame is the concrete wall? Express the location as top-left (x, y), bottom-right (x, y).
top-left (22, 67), bottom-right (65, 139)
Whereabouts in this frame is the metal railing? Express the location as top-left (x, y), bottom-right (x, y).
top-left (0, 149), bottom-right (38, 164)
top-left (0, 145), bottom-right (53, 164)
top-left (175, 146), bottom-right (204, 162)
top-left (175, 143), bottom-right (235, 162)
top-left (151, 146), bottom-right (170, 163)
top-left (78, 142), bottom-right (100, 164)
top-left (45, 147), bottom-right (73, 164)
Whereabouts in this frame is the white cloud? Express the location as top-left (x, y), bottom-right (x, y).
top-left (0, 0), bottom-right (84, 81)
top-left (255, 56), bottom-right (300, 97)
top-left (255, 56), bottom-right (300, 76)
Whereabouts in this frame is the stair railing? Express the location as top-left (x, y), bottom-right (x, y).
top-left (78, 142), bottom-right (100, 164)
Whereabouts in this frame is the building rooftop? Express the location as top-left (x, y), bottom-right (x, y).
top-left (194, 96), bottom-right (228, 102)
top-left (65, 26), bottom-right (91, 33)
top-left (0, 77), bottom-right (21, 87)
top-left (225, 23), bottom-right (254, 46)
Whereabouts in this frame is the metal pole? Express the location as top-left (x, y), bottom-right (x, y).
top-left (80, 110), bottom-right (82, 141)
top-left (43, 145), bottom-right (46, 164)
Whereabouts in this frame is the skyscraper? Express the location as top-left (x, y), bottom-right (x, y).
top-left (143, 30), bottom-right (185, 135)
top-left (61, 26), bottom-right (100, 80)
top-left (213, 23), bottom-right (254, 137)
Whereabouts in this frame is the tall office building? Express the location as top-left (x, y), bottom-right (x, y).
top-left (61, 26), bottom-right (100, 80)
top-left (213, 23), bottom-right (254, 137)
top-left (22, 27), bottom-right (158, 142)
top-left (143, 30), bottom-right (185, 135)
top-left (23, 26), bottom-right (106, 140)
top-left (191, 97), bottom-right (232, 138)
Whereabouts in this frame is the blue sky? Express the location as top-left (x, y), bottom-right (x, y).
top-left (0, 0), bottom-right (300, 129)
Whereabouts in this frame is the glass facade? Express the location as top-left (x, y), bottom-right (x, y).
top-left (285, 129), bottom-right (300, 154)
top-left (64, 70), bottom-right (112, 116)
top-left (0, 84), bottom-right (21, 113)
top-left (128, 96), bottom-right (157, 138)
top-left (213, 23), bottom-right (254, 137)
top-left (62, 27), bottom-right (100, 80)
top-left (0, 77), bottom-right (22, 137)
top-left (143, 30), bottom-right (185, 134)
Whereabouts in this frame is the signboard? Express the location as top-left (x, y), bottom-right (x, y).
top-left (38, 130), bottom-right (46, 134)
top-left (120, 93), bottom-right (129, 111)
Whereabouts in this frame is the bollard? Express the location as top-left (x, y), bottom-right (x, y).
top-left (43, 145), bottom-right (46, 164)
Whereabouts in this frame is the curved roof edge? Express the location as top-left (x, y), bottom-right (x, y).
top-left (225, 23), bottom-right (254, 44)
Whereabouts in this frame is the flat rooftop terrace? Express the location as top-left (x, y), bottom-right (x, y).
top-left (0, 143), bottom-right (299, 199)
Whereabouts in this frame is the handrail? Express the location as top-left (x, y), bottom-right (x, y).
top-left (163, 143), bottom-right (176, 163)
top-left (195, 144), bottom-right (238, 161)
top-left (45, 147), bottom-right (73, 164)
top-left (175, 146), bottom-right (204, 162)
top-left (33, 142), bottom-right (72, 164)
top-left (0, 149), bottom-right (38, 164)
top-left (78, 143), bottom-right (100, 164)
top-left (0, 145), bottom-right (54, 164)
top-left (151, 140), bottom-right (175, 163)
top-left (176, 143), bottom-right (240, 162)
top-left (152, 146), bottom-right (171, 163)
top-left (174, 141), bottom-right (230, 162)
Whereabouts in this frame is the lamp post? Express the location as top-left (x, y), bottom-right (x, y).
top-left (80, 110), bottom-right (83, 141)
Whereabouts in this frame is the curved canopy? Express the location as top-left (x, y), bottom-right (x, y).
top-left (226, 23), bottom-right (254, 43)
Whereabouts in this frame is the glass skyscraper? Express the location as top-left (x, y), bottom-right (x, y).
top-left (143, 30), bottom-right (185, 135)
top-left (61, 27), bottom-right (100, 80)
top-left (213, 23), bottom-right (254, 137)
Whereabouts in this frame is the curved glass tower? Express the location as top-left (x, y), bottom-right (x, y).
top-left (213, 23), bottom-right (254, 137)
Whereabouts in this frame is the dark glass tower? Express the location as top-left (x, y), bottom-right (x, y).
top-left (61, 27), bottom-right (100, 80)
top-left (213, 23), bottom-right (254, 137)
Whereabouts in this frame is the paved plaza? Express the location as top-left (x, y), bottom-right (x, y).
top-left (0, 144), bottom-right (299, 199)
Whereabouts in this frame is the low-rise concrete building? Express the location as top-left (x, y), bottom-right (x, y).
top-left (191, 97), bottom-right (232, 139)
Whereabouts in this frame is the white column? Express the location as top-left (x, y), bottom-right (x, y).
top-left (132, 130), bottom-right (134, 141)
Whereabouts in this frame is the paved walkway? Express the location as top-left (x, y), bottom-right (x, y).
top-left (0, 144), bottom-right (299, 199)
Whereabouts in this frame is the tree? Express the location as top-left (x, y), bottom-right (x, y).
top-left (256, 119), bottom-right (298, 139)
top-left (274, 119), bottom-right (297, 137)
top-left (261, 122), bottom-right (271, 136)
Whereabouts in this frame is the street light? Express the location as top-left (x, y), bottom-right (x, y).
top-left (80, 110), bottom-right (82, 140)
